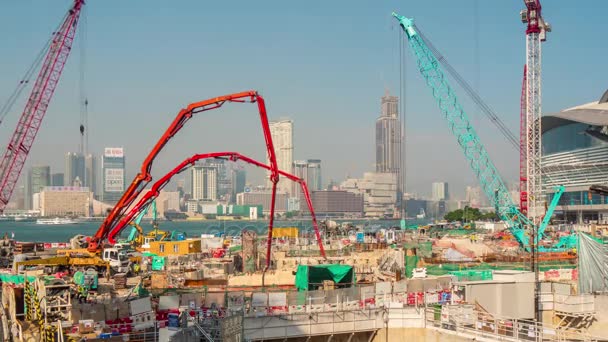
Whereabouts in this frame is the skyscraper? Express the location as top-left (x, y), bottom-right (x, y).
top-left (375, 91), bottom-right (402, 211)
top-left (85, 154), bottom-right (97, 197)
top-left (65, 152), bottom-right (85, 187)
top-left (306, 159), bottom-right (322, 191)
top-left (293, 159), bottom-right (322, 197)
top-left (268, 119), bottom-right (293, 195)
top-left (25, 165), bottom-right (51, 210)
top-left (102, 147), bottom-right (126, 204)
top-left (190, 163), bottom-right (218, 201)
top-left (51, 173), bottom-right (64, 186)
top-left (230, 168), bottom-right (246, 203)
top-left (432, 182), bottom-right (449, 201)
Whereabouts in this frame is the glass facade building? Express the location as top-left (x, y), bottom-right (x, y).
top-left (541, 90), bottom-right (608, 223)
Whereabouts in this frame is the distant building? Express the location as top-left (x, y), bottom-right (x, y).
top-left (65, 152), bottom-right (84, 188)
top-left (230, 168), bottom-right (246, 203)
top-left (342, 172), bottom-right (397, 218)
top-left (236, 191), bottom-right (288, 214)
top-left (101, 147), bottom-right (126, 204)
top-left (40, 186), bottom-right (91, 217)
top-left (268, 119), bottom-right (293, 195)
top-left (310, 190), bottom-right (363, 217)
top-left (293, 159), bottom-right (322, 196)
top-left (190, 163), bottom-right (218, 201)
top-left (376, 92), bottom-right (402, 192)
top-left (432, 182), bottom-right (449, 201)
top-left (25, 165), bottom-right (51, 210)
top-left (85, 154), bottom-right (97, 197)
top-left (51, 173), bottom-right (64, 186)
top-left (465, 186), bottom-right (485, 208)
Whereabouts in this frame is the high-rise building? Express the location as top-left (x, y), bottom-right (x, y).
top-left (25, 165), bottom-right (51, 210)
top-left (465, 185), bottom-right (485, 208)
top-left (432, 182), bottom-right (449, 201)
top-left (268, 119), bottom-right (293, 195)
top-left (65, 152), bottom-right (85, 187)
top-left (65, 152), bottom-right (96, 194)
top-left (40, 186), bottom-right (91, 217)
top-left (102, 147), bottom-right (126, 205)
top-left (51, 173), bottom-right (64, 186)
top-left (190, 164), bottom-right (218, 201)
top-left (230, 168), bottom-right (246, 203)
top-left (292, 159), bottom-right (322, 198)
top-left (85, 154), bottom-right (97, 197)
top-left (376, 92), bottom-right (401, 175)
top-left (341, 172), bottom-right (397, 218)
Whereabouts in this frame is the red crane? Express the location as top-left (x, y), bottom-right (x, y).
top-left (88, 91), bottom-right (280, 264)
top-left (519, 64), bottom-right (528, 215)
top-left (0, 0), bottom-right (85, 212)
top-left (105, 152), bottom-right (326, 260)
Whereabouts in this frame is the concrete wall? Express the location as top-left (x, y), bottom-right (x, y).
top-left (465, 282), bottom-right (534, 319)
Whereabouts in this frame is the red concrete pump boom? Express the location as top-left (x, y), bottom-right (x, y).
top-left (88, 91), bottom-right (280, 254)
top-left (0, 0), bottom-right (85, 212)
top-left (106, 152), bottom-right (327, 260)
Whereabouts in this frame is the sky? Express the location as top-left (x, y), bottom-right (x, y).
top-left (0, 0), bottom-right (606, 199)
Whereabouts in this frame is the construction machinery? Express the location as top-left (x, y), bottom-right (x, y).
top-left (520, 0), bottom-right (551, 222)
top-left (13, 252), bottom-right (129, 276)
top-left (106, 151), bottom-right (326, 260)
top-left (0, 0), bottom-right (85, 212)
top-left (81, 91), bottom-right (325, 270)
top-left (392, 13), bottom-right (572, 252)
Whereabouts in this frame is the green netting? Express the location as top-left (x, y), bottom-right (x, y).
top-left (449, 270), bottom-right (493, 281)
top-left (425, 261), bottom-right (577, 276)
top-left (0, 273), bottom-right (35, 284)
top-left (405, 255), bottom-right (419, 278)
top-left (295, 265), bottom-right (354, 291)
top-left (229, 245), bottom-right (242, 253)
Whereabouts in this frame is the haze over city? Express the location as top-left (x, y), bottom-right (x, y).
top-left (1, 0), bottom-right (606, 198)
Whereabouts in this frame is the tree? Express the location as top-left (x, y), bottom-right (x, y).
top-left (444, 206), bottom-right (497, 222)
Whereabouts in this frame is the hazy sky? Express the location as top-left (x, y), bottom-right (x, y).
top-left (0, 0), bottom-right (606, 199)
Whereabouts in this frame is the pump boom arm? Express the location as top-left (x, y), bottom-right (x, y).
top-left (106, 152), bottom-right (326, 259)
top-left (89, 91), bottom-right (279, 253)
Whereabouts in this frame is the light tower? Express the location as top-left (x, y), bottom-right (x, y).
top-left (521, 0), bottom-right (551, 222)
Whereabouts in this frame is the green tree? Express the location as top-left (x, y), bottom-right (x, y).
top-left (444, 206), bottom-right (497, 222)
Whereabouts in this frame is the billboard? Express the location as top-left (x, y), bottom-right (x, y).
top-left (104, 168), bottom-right (124, 192)
top-left (104, 147), bottom-right (124, 158)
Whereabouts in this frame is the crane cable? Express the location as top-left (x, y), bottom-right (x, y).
top-left (414, 25), bottom-right (520, 150)
top-left (0, 9), bottom-right (71, 126)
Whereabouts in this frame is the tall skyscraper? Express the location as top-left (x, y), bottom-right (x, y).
top-left (190, 164), bottom-right (218, 201)
top-left (102, 147), bottom-right (126, 204)
top-left (293, 159), bottom-right (322, 197)
top-left (375, 91), bottom-right (402, 211)
top-left (268, 119), bottom-right (293, 195)
top-left (25, 165), bottom-right (51, 210)
top-left (65, 152), bottom-right (85, 187)
top-left (51, 173), bottom-right (64, 186)
top-left (432, 182), bottom-right (449, 201)
top-left (230, 168), bottom-right (246, 203)
top-left (306, 159), bottom-right (322, 191)
top-left (85, 154), bottom-right (97, 197)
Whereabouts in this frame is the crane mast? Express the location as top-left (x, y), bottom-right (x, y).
top-left (519, 65), bottom-right (528, 214)
top-left (0, 0), bottom-right (85, 212)
top-left (521, 0), bottom-right (550, 221)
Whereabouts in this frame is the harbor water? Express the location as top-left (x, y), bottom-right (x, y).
top-left (0, 218), bottom-right (428, 243)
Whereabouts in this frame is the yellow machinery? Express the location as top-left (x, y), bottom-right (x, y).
top-left (14, 255), bottom-right (111, 275)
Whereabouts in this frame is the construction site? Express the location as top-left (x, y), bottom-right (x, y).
top-left (0, 0), bottom-right (607, 341)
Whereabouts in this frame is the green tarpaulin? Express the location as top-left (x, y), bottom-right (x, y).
top-left (0, 273), bottom-right (35, 285)
top-left (295, 265), bottom-right (354, 291)
top-left (405, 255), bottom-right (419, 278)
top-left (151, 256), bottom-right (166, 271)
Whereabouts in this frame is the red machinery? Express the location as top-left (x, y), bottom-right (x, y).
top-left (0, 0), bottom-right (85, 212)
top-left (106, 152), bottom-right (326, 260)
top-left (519, 65), bottom-right (528, 215)
top-left (88, 91), bottom-right (278, 253)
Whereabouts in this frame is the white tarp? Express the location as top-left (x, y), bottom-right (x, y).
top-left (578, 233), bottom-right (608, 293)
top-left (129, 297), bottom-right (152, 316)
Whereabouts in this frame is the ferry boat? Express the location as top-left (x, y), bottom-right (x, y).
top-left (36, 217), bottom-right (77, 225)
top-left (14, 214), bottom-right (36, 222)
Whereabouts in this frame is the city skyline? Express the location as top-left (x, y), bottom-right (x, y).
top-left (1, 1), bottom-right (606, 200)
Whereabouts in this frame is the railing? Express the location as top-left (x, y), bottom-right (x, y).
top-left (423, 305), bottom-right (601, 342)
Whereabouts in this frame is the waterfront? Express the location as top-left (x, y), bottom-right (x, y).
top-left (0, 218), bottom-right (427, 243)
